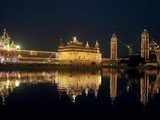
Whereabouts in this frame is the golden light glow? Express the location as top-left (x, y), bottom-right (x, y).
top-left (15, 80), bottom-right (20, 87)
top-left (0, 70), bottom-right (102, 103)
top-left (55, 70), bottom-right (101, 98)
top-left (16, 45), bottom-right (21, 50)
top-left (0, 29), bottom-right (20, 51)
top-left (56, 37), bottom-right (102, 65)
top-left (0, 70), bottom-right (160, 105)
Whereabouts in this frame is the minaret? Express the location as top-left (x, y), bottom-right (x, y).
top-left (73, 36), bottom-right (78, 43)
top-left (141, 29), bottom-right (150, 61)
top-left (110, 33), bottom-right (118, 60)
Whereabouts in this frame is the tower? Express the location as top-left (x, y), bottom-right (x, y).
top-left (110, 33), bottom-right (118, 60)
top-left (141, 29), bottom-right (150, 60)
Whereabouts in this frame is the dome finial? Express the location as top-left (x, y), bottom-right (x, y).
top-left (73, 36), bottom-right (77, 43)
top-left (85, 41), bottom-right (89, 48)
top-left (95, 40), bottom-right (99, 48)
top-left (112, 33), bottom-right (117, 38)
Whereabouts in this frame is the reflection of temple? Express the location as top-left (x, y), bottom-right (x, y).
top-left (3, 69), bottom-right (160, 105)
top-left (54, 70), bottom-right (101, 101)
top-left (0, 70), bottom-right (101, 104)
top-left (56, 36), bottom-right (102, 65)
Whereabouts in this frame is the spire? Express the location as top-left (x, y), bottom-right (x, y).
top-left (85, 41), bottom-right (89, 48)
top-left (59, 38), bottom-right (65, 47)
top-left (95, 40), bottom-right (99, 48)
top-left (112, 33), bottom-right (117, 38)
top-left (2, 28), bottom-right (10, 40)
top-left (142, 29), bottom-right (149, 35)
top-left (2, 28), bottom-right (7, 39)
top-left (111, 33), bottom-right (118, 43)
top-left (10, 41), bottom-right (15, 48)
top-left (3, 28), bottom-right (6, 35)
top-left (73, 36), bottom-right (78, 43)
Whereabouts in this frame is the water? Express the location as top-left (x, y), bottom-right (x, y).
top-left (0, 68), bottom-right (160, 117)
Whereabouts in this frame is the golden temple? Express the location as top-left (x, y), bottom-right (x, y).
top-left (56, 36), bottom-right (102, 65)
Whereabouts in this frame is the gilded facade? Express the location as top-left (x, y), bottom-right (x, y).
top-left (56, 37), bottom-right (102, 65)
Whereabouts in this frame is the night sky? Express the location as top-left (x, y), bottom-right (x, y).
top-left (1, 0), bottom-right (160, 57)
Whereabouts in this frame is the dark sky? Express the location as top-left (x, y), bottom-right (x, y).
top-left (1, 0), bottom-right (160, 57)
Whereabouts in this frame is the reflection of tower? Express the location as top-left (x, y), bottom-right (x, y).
top-left (140, 73), bottom-right (149, 105)
top-left (110, 33), bottom-right (118, 60)
top-left (141, 29), bottom-right (150, 61)
top-left (109, 69), bottom-right (118, 100)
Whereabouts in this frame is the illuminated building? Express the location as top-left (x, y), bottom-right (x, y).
top-left (0, 28), bottom-right (19, 50)
top-left (56, 36), bottom-right (102, 65)
top-left (110, 33), bottom-right (118, 60)
top-left (141, 29), bottom-right (150, 61)
top-left (0, 49), bottom-right (56, 64)
top-left (0, 28), bottom-right (56, 64)
top-left (16, 50), bottom-right (56, 64)
top-left (0, 29), bottom-right (21, 63)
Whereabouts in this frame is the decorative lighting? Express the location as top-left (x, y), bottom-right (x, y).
top-left (73, 36), bottom-right (77, 42)
top-left (15, 80), bottom-right (20, 87)
top-left (0, 57), bottom-right (5, 63)
top-left (16, 45), bottom-right (21, 50)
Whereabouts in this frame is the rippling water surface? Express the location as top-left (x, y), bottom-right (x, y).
top-left (0, 68), bottom-right (160, 117)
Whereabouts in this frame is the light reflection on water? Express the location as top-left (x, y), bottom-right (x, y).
top-left (0, 68), bottom-right (160, 112)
